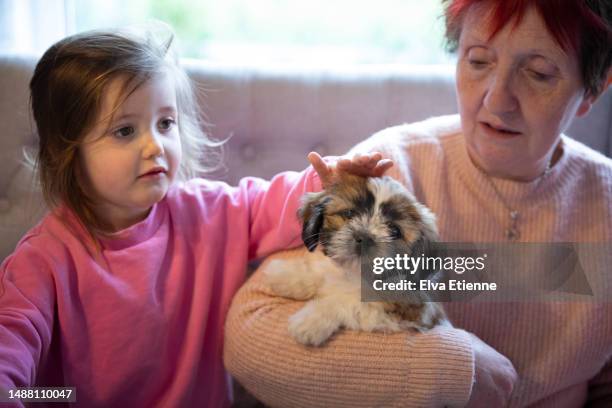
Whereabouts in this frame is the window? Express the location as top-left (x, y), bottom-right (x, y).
top-left (2, 0), bottom-right (456, 65)
top-left (73, 0), bottom-right (455, 65)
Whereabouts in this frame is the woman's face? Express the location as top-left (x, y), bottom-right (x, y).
top-left (455, 3), bottom-right (595, 181)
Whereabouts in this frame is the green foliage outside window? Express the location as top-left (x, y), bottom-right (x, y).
top-left (74, 0), bottom-right (454, 64)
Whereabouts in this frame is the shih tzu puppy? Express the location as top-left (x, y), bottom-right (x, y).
top-left (262, 174), bottom-right (449, 346)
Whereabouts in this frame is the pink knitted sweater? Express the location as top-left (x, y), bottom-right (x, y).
top-left (224, 115), bottom-right (612, 407)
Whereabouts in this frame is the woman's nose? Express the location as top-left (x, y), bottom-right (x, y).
top-left (483, 71), bottom-right (518, 115)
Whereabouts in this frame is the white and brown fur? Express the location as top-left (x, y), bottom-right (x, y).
top-left (263, 174), bottom-right (449, 346)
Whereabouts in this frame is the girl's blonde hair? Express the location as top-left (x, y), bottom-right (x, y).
top-left (29, 26), bottom-right (221, 235)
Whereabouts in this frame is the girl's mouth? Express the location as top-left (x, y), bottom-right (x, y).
top-left (139, 167), bottom-right (167, 178)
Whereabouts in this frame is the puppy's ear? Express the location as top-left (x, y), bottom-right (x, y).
top-left (399, 196), bottom-right (440, 279)
top-left (408, 233), bottom-right (440, 281)
top-left (413, 202), bottom-right (439, 243)
top-left (298, 192), bottom-right (327, 252)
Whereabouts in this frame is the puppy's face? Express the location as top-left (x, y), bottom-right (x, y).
top-left (299, 174), bottom-right (438, 270)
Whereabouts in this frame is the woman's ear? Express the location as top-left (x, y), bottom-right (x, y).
top-left (577, 68), bottom-right (612, 117)
top-left (576, 96), bottom-right (594, 117)
top-left (298, 192), bottom-right (327, 252)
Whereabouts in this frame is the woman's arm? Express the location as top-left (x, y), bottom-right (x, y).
top-left (224, 125), bottom-right (521, 406)
top-left (224, 248), bottom-right (476, 408)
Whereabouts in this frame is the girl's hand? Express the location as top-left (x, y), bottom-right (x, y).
top-left (308, 151), bottom-right (394, 188)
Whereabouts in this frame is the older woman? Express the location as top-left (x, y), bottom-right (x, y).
top-left (224, 0), bottom-right (612, 406)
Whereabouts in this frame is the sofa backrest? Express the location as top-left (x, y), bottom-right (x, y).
top-left (0, 55), bottom-right (610, 261)
top-left (186, 60), bottom-right (611, 183)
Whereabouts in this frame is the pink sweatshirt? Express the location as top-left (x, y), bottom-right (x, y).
top-left (0, 169), bottom-right (320, 407)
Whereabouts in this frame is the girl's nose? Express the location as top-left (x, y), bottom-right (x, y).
top-left (483, 71), bottom-right (518, 115)
top-left (143, 130), bottom-right (164, 159)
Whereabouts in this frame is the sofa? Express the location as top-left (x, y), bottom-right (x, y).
top-left (0, 55), bottom-right (610, 263)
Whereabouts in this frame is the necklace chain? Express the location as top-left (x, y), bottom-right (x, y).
top-left (477, 161), bottom-right (552, 241)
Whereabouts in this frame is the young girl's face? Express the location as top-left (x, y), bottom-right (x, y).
top-left (79, 71), bottom-right (182, 232)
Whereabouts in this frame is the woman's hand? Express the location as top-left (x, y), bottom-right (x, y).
top-left (466, 333), bottom-right (518, 407)
top-left (308, 151), bottom-right (394, 188)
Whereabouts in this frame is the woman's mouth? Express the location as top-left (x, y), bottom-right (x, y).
top-left (480, 122), bottom-right (522, 138)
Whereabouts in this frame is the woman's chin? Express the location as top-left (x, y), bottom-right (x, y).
top-left (466, 142), bottom-right (524, 178)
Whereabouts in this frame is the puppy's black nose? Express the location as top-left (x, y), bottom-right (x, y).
top-left (354, 232), bottom-right (375, 251)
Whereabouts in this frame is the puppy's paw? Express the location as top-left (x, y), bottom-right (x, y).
top-left (288, 303), bottom-right (340, 346)
top-left (398, 320), bottom-right (429, 332)
top-left (354, 303), bottom-right (402, 333)
top-left (262, 260), bottom-right (323, 300)
top-left (399, 303), bottom-right (451, 332)
top-left (418, 302), bottom-right (449, 329)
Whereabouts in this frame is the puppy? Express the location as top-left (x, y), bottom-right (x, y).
top-left (262, 174), bottom-right (449, 346)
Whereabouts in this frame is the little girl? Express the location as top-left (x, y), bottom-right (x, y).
top-left (0, 29), bottom-right (391, 407)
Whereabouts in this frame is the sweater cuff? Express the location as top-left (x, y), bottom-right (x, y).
top-left (406, 326), bottom-right (475, 407)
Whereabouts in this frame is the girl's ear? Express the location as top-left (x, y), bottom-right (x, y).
top-left (298, 193), bottom-right (327, 252)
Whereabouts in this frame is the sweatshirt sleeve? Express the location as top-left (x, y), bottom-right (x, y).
top-left (0, 240), bottom-right (55, 399)
top-left (224, 249), bottom-right (475, 408)
top-left (240, 166), bottom-right (322, 261)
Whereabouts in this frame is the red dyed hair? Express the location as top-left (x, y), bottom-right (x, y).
top-left (442, 0), bottom-right (612, 95)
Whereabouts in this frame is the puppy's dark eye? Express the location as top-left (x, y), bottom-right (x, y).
top-left (388, 223), bottom-right (402, 240)
top-left (339, 209), bottom-right (355, 219)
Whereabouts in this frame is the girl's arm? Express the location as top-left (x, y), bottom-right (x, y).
top-left (0, 241), bottom-right (54, 394)
top-left (224, 248), bottom-right (476, 407)
top-left (241, 167), bottom-right (321, 260)
top-left (244, 152), bottom-right (392, 260)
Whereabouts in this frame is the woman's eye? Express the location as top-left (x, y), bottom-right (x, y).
top-left (528, 70), bottom-right (553, 82)
top-left (468, 59), bottom-right (489, 69)
top-left (158, 118), bottom-right (176, 131)
top-left (388, 223), bottom-right (402, 240)
top-left (113, 126), bottom-right (135, 138)
top-left (339, 209), bottom-right (355, 219)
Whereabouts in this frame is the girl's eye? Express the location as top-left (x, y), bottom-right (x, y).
top-left (113, 126), bottom-right (135, 138)
top-left (158, 118), bottom-right (176, 131)
top-left (339, 209), bottom-right (355, 219)
top-left (388, 223), bottom-right (402, 240)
